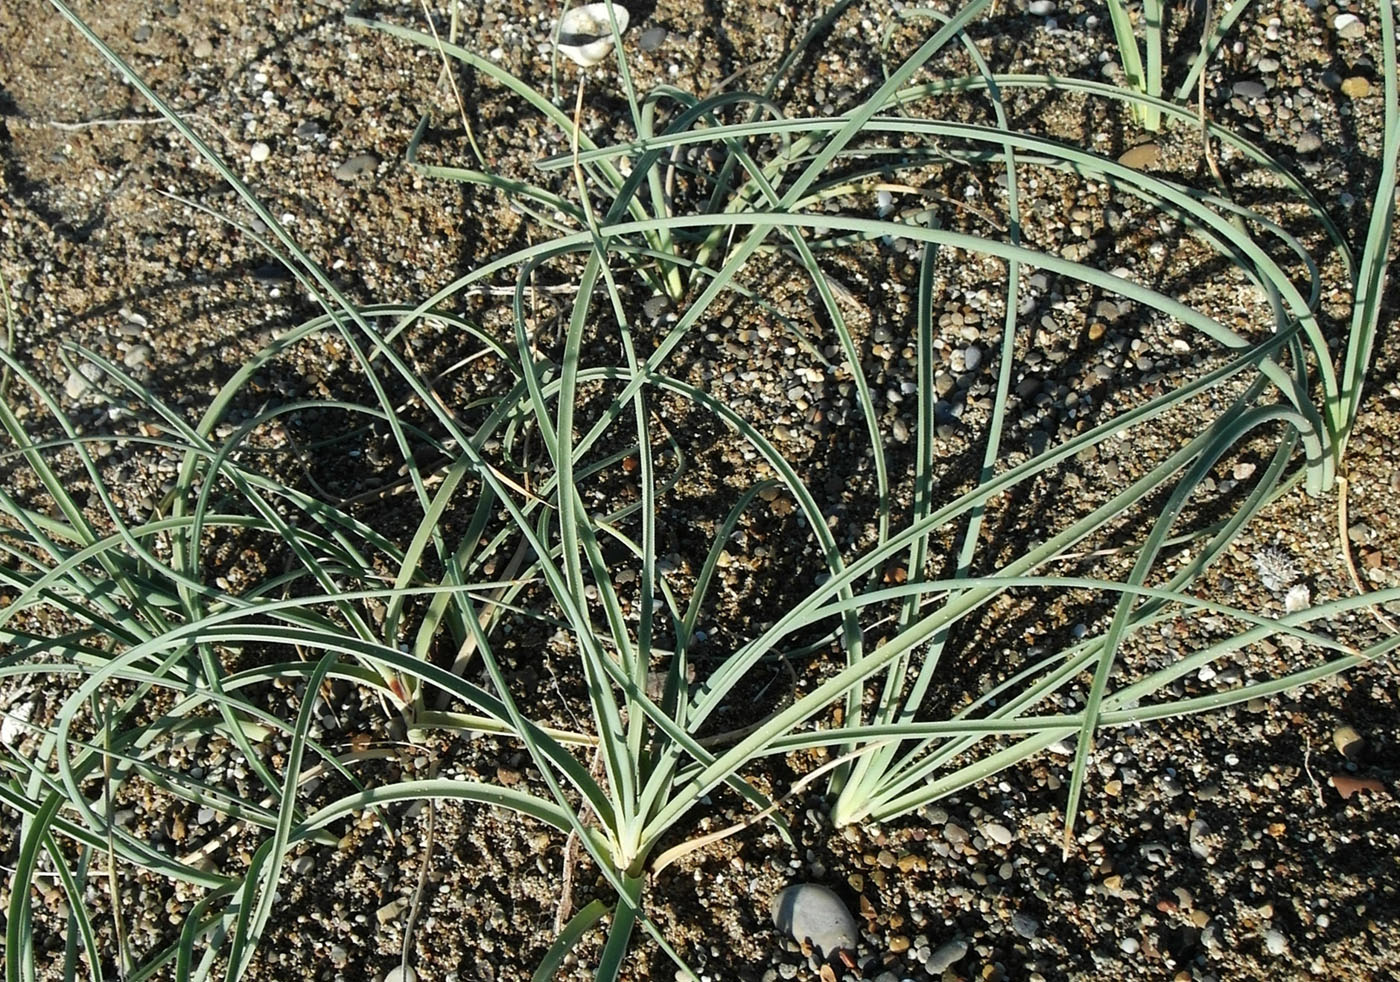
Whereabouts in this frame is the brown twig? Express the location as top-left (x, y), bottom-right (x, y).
top-left (1336, 474), bottom-right (1399, 634)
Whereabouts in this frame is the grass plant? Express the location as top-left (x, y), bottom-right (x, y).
top-left (4, 0), bottom-right (1397, 980)
top-left (1104, 0), bottom-right (1253, 132)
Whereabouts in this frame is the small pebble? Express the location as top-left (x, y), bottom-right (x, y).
top-left (1335, 13), bottom-right (1365, 39)
top-left (64, 363), bottom-right (101, 399)
top-left (1189, 819), bottom-right (1214, 860)
top-left (1257, 56), bottom-right (1279, 73)
top-left (192, 38), bottom-right (213, 58)
top-left (1028, 1), bottom-right (1056, 15)
top-left (1120, 937), bottom-right (1140, 954)
top-left (1117, 143), bottom-right (1160, 169)
top-left (639, 25), bottom-right (667, 52)
top-left (334, 152), bottom-right (381, 180)
top-left (982, 822), bottom-right (1012, 846)
top-left (133, 24), bottom-right (152, 43)
top-left (557, 2), bottom-right (630, 67)
top-left (924, 939), bottom-right (968, 974)
top-left (123, 344), bottom-right (152, 368)
top-left (249, 141), bottom-right (270, 163)
top-left (1264, 929), bottom-right (1288, 955)
top-left (1011, 912), bottom-right (1040, 939)
top-left (1333, 724), bottom-right (1364, 759)
top-left (771, 883), bottom-right (857, 958)
top-left (1341, 76), bottom-right (1372, 99)
top-left (253, 262), bottom-right (293, 282)
top-left (1233, 80), bottom-right (1266, 100)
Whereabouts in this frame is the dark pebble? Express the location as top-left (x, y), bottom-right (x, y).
top-left (253, 262), bottom-right (294, 282)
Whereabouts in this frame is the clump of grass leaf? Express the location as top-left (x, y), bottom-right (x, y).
top-left (7, 1), bottom-right (1397, 981)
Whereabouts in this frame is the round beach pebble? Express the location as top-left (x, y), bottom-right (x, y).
top-left (770, 883), bottom-right (857, 958)
top-left (925, 938), bottom-right (968, 974)
top-left (1340, 76), bottom-right (1372, 100)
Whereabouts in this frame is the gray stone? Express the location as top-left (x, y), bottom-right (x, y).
top-left (1011, 911), bottom-right (1040, 939)
top-left (64, 363), bottom-right (101, 400)
top-left (334, 152), bottom-right (381, 181)
top-left (924, 939), bottom-right (968, 974)
top-left (771, 883), bottom-right (857, 958)
top-left (1233, 80), bottom-right (1266, 100)
top-left (639, 25), bottom-right (667, 52)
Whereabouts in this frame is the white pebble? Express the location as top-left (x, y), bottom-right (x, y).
top-left (1334, 13), bottom-right (1364, 39)
top-left (64, 362), bottom-right (102, 400)
top-left (982, 822), bottom-right (1013, 846)
top-left (557, 2), bottom-right (630, 67)
top-left (249, 141), bottom-right (271, 163)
